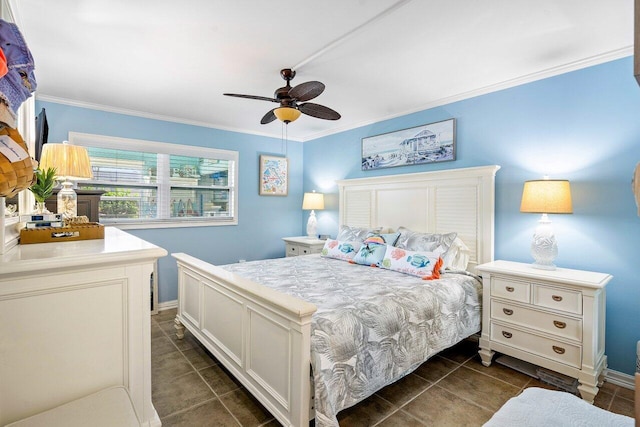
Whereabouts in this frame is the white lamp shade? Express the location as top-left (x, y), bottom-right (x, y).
top-left (302, 192), bottom-right (324, 210)
top-left (39, 143), bottom-right (93, 180)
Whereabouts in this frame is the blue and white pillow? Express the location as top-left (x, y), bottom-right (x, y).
top-left (352, 243), bottom-right (388, 267)
top-left (321, 239), bottom-right (362, 261)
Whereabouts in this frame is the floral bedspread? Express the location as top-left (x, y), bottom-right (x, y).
top-left (221, 254), bottom-right (481, 426)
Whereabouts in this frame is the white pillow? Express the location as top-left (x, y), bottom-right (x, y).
top-left (443, 237), bottom-right (470, 271)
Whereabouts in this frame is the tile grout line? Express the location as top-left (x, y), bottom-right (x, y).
top-left (155, 316), bottom-right (275, 426)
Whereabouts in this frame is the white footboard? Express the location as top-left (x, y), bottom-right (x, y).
top-left (172, 253), bottom-right (317, 427)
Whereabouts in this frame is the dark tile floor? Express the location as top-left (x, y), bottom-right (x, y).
top-left (151, 309), bottom-right (635, 426)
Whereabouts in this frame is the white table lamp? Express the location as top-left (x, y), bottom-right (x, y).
top-left (520, 178), bottom-right (572, 270)
top-left (302, 191), bottom-right (324, 238)
top-left (39, 142), bottom-right (93, 219)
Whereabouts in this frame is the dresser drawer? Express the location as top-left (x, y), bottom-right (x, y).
top-left (533, 284), bottom-right (582, 315)
top-left (491, 322), bottom-right (582, 368)
top-left (285, 244), bottom-right (299, 257)
top-left (491, 300), bottom-right (582, 341)
top-left (491, 277), bottom-right (530, 303)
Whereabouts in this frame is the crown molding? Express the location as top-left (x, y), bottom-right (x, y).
top-left (35, 94), bottom-right (303, 142)
top-left (300, 47), bottom-right (633, 142)
top-left (38, 48), bottom-right (632, 143)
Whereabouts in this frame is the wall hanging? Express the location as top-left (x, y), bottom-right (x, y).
top-left (361, 118), bottom-right (455, 170)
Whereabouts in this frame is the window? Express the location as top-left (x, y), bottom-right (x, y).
top-left (69, 132), bottom-right (238, 229)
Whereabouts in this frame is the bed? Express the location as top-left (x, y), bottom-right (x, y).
top-left (172, 165), bottom-right (500, 426)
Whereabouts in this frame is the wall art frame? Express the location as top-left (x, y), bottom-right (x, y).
top-left (259, 155), bottom-right (288, 196)
top-left (361, 118), bottom-right (456, 171)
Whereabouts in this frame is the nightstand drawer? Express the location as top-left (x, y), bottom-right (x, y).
top-left (491, 300), bottom-right (582, 341)
top-left (533, 285), bottom-right (582, 315)
top-left (491, 322), bottom-right (581, 368)
top-left (491, 278), bottom-right (530, 303)
top-left (300, 246), bottom-right (322, 255)
top-left (286, 244), bottom-right (299, 257)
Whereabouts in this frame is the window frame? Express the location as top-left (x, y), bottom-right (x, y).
top-left (68, 132), bottom-right (239, 230)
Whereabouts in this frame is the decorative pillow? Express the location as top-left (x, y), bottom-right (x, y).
top-left (363, 231), bottom-right (400, 247)
top-left (395, 227), bottom-right (457, 256)
top-left (442, 237), bottom-right (471, 271)
top-left (320, 239), bottom-right (362, 261)
top-left (336, 225), bottom-right (383, 242)
top-left (351, 242), bottom-right (388, 267)
top-left (381, 246), bottom-right (443, 280)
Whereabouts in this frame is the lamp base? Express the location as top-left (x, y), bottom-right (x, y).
top-left (306, 210), bottom-right (317, 238)
top-left (57, 180), bottom-right (78, 220)
top-left (530, 214), bottom-right (558, 271)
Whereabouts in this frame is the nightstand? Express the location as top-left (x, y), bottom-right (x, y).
top-left (477, 260), bottom-right (611, 403)
top-left (282, 236), bottom-right (325, 257)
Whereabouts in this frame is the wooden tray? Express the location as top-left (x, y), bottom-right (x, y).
top-left (20, 223), bottom-right (105, 244)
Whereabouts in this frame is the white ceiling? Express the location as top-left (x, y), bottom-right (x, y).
top-left (9, 0), bottom-right (634, 142)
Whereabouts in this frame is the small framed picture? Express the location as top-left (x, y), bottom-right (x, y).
top-left (259, 155), bottom-right (288, 196)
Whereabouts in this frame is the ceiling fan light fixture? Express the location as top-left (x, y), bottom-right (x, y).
top-left (274, 107), bottom-right (301, 123)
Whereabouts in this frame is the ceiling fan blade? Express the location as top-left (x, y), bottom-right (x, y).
top-left (288, 81), bottom-right (325, 102)
top-left (298, 102), bottom-right (341, 120)
top-left (260, 109), bottom-right (277, 124)
top-left (223, 93), bottom-right (278, 103)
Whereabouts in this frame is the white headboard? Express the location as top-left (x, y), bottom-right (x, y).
top-left (337, 165), bottom-right (500, 273)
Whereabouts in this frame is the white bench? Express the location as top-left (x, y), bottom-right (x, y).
top-left (6, 386), bottom-right (140, 427)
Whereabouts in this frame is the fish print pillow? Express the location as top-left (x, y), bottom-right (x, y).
top-left (381, 246), bottom-right (443, 280)
top-left (321, 239), bottom-right (363, 261)
top-left (351, 242), bottom-right (389, 267)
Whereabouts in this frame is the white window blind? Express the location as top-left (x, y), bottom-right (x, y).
top-left (69, 132), bottom-right (238, 229)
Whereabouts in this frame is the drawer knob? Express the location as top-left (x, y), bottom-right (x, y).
top-left (505, 286), bottom-right (514, 292)
top-left (502, 331), bottom-right (512, 339)
top-left (552, 345), bottom-right (565, 354)
top-left (552, 295), bottom-right (563, 302)
top-left (503, 308), bottom-right (514, 316)
top-left (553, 320), bottom-right (567, 329)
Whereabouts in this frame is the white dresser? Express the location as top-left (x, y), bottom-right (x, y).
top-left (282, 236), bottom-right (325, 257)
top-left (0, 227), bottom-right (167, 426)
top-left (477, 260), bottom-right (611, 403)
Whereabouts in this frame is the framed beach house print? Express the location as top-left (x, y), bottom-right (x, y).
top-left (259, 155), bottom-right (288, 196)
top-left (361, 118), bottom-right (456, 170)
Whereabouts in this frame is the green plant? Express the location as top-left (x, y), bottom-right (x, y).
top-left (101, 189), bottom-right (139, 217)
top-left (28, 167), bottom-right (57, 203)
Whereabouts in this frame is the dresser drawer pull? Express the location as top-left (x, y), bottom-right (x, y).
top-left (552, 295), bottom-right (563, 302)
top-left (552, 345), bottom-right (565, 354)
top-left (502, 331), bottom-right (512, 339)
top-left (505, 286), bottom-right (514, 292)
top-left (553, 320), bottom-right (566, 329)
top-left (502, 308), bottom-right (514, 316)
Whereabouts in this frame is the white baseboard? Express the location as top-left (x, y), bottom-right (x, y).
top-left (152, 301), bottom-right (636, 391)
top-left (157, 300), bottom-right (178, 311)
top-left (606, 368), bottom-right (635, 390)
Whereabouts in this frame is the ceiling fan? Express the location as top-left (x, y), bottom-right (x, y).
top-left (223, 68), bottom-right (341, 124)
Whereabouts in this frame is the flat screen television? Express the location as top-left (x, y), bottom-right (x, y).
top-left (34, 108), bottom-right (48, 162)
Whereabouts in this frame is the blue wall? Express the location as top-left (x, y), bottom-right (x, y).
top-left (38, 56), bottom-right (640, 376)
top-left (36, 101), bottom-right (304, 303)
top-left (303, 56), bottom-right (640, 376)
